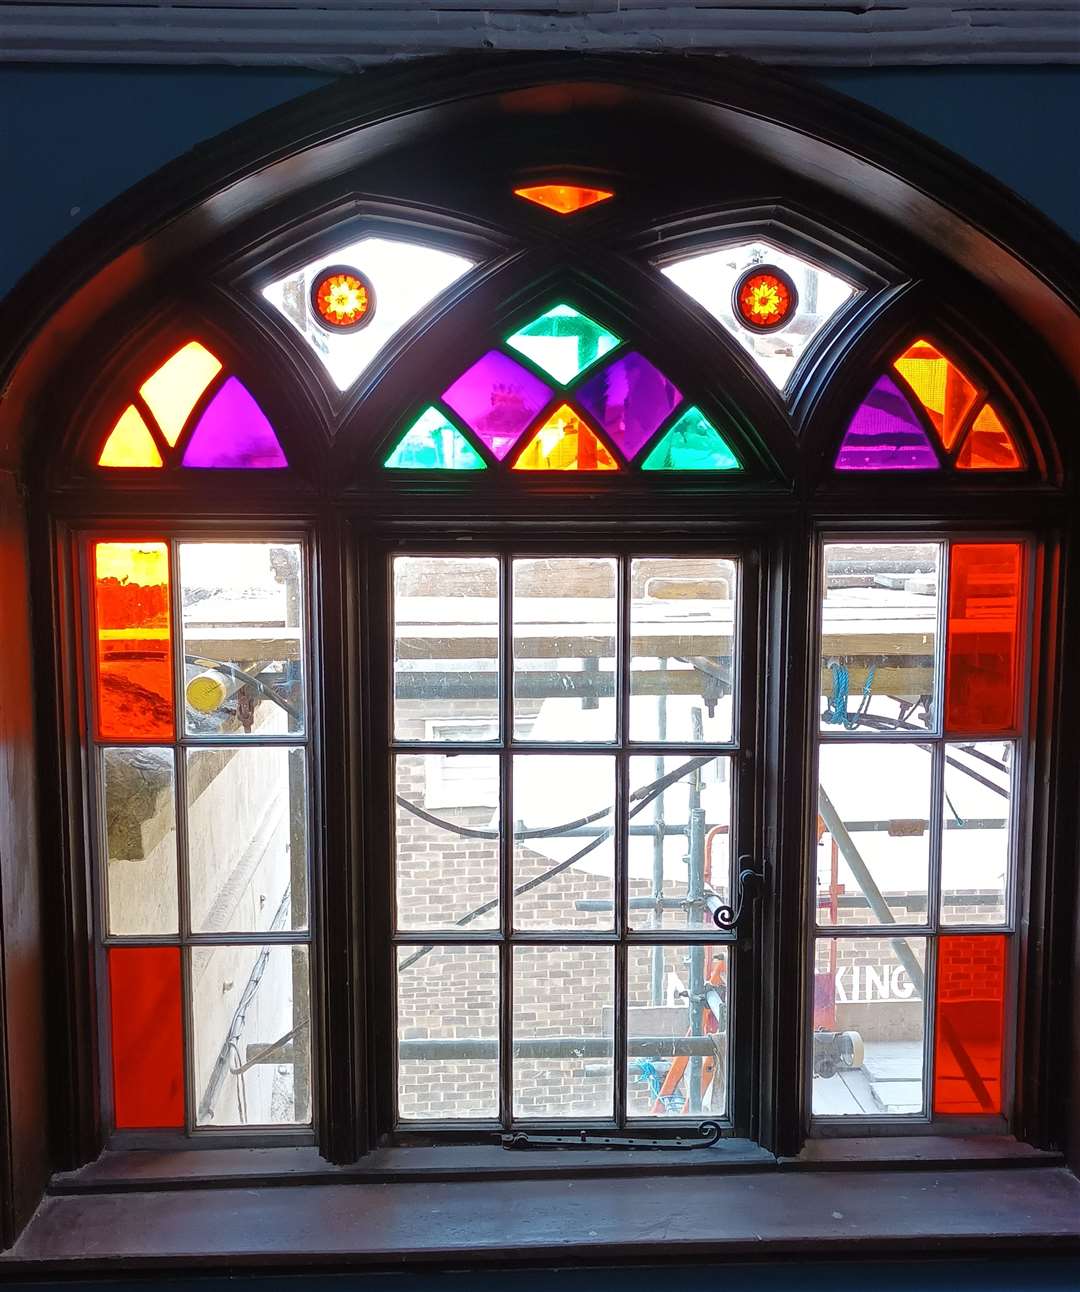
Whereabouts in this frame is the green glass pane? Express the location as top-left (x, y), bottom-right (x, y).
top-left (640, 407), bottom-right (740, 471)
top-left (504, 304), bottom-right (621, 385)
top-left (384, 407), bottom-right (486, 470)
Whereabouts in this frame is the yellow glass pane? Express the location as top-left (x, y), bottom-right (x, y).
top-left (139, 341), bottom-right (223, 447)
top-left (893, 339), bottom-right (977, 451)
top-left (98, 405), bottom-right (163, 468)
top-left (513, 184), bottom-right (614, 215)
top-left (513, 404), bottom-right (618, 471)
top-left (956, 403), bottom-right (1022, 470)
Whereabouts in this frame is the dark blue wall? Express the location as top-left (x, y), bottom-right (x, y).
top-left (1, 64), bottom-right (1078, 301)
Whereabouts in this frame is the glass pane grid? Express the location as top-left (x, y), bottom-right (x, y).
top-left (88, 535), bottom-right (314, 1136)
top-left (810, 538), bottom-right (1024, 1126)
top-left (391, 551), bottom-right (741, 1130)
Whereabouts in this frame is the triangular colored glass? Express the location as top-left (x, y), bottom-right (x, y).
top-left (512, 404), bottom-right (619, 471)
top-left (181, 377), bottom-right (287, 468)
top-left (955, 403), bottom-right (1022, 470)
top-left (139, 341), bottom-right (222, 447)
top-left (513, 184), bottom-right (614, 215)
top-left (892, 339), bottom-right (978, 452)
top-left (505, 305), bottom-right (621, 384)
top-left (835, 375), bottom-right (940, 471)
top-left (385, 407), bottom-right (487, 470)
top-left (641, 407), bottom-right (740, 471)
top-left (98, 405), bottom-right (163, 468)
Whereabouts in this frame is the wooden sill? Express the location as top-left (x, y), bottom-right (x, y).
top-left (6, 1159), bottom-right (1079, 1270)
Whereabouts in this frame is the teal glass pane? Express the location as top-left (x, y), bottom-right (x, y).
top-left (640, 407), bottom-right (740, 471)
top-left (504, 304), bottom-right (621, 384)
top-left (384, 407), bottom-right (486, 470)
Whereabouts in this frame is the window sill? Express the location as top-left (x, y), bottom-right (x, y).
top-left (6, 1146), bottom-right (1077, 1270)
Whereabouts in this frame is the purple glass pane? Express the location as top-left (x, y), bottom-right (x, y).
top-left (181, 377), bottom-right (287, 469)
top-left (575, 352), bottom-right (682, 461)
top-left (835, 375), bottom-right (940, 471)
top-left (441, 351), bottom-right (553, 461)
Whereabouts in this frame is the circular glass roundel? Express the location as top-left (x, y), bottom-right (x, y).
top-left (732, 266), bottom-right (798, 332)
top-left (310, 265), bottom-right (376, 332)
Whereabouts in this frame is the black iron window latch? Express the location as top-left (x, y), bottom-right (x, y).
top-left (708, 855), bottom-right (766, 931)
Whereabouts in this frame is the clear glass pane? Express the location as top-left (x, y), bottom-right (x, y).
top-left (660, 241), bottom-right (857, 391)
top-left (262, 236), bottom-right (475, 392)
top-left (816, 742), bottom-right (932, 927)
top-left (393, 556), bottom-right (499, 741)
top-left (103, 746), bottom-right (178, 936)
top-left (397, 944), bottom-right (499, 1120)
top-left (394, 752), bottom-right (499, 932)
top-left (512, 556), bottom-right (617, 741)
top-left (820, 543), bottom-right (941, 735)
top-left (627, 944), bottom-right (729, 1119)
top-left (180, 541), bottom-right (305, 737)
top-left (192, 943), bottom-right (311, 1127)
top-left (812, 936), bottom-right (926, 1117)
top-left (186, 746), bottom-right (308, 934)
top-left (627, 756), bottom-right (731, 930)
top-left (941, 742), bottom-right (1013, 926)
top-left (629, 558), bottom-right (737, 743)
top-left (512, 755), bottom-right (614, 930)
top-left (513, 944), bottom-right (614, 1120)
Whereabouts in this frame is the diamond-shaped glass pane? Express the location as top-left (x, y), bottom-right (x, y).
top-left (660, 242), bottom-right (857, 393)
top-left (262, 237), bottom-right (475, 392)
top-left (576, 352), bottom-right (682, 461)
top-left (442, 351), bottom-right (553, 461)
top-left (505, 305), bottom-right (621, 384)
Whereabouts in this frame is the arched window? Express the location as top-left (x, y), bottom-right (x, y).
top-left (10, 57), bottom-right (1076, 1173)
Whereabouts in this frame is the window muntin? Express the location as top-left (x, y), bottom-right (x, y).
top-left (811, 539), bottom-right (1025, 1123)
top-left (89, 537), bottom-right (314, 1133)
top-left (390, 552), bottom-right (745, 1128)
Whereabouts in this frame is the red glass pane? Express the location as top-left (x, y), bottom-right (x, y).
top-left (93, 541), bottom-right (174, 740)
top-left (944, 543), bottom-right (1023, 734)
top-left (513, 184), bottom-right (613, 214)
top-left (934, 934), bottom-right (1007, 1115)
top-left (955, 403), bottom-right (1022, 470)
top-left (109, 946), bottom-right (185, 1128)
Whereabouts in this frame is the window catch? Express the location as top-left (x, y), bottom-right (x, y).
top-left (708, 856), bottom-right (765, 931)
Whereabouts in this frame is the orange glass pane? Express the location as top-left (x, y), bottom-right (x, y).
top-left (945, 543), bottom-right (1023, 734)
top-left (109, 946), bottom-right (185, 1128)
top-left (893, 339), bottom-right (978, 451)
top-left (955, 403), bottom-right (1022, 470)
top-left (93, 541), bottom-right (174, 740)
top-left (934, 934), bottom-right (1007, 1115)
top-left (139, 341), bottom-right (222, 447)
top-left (513, 184), bottom-right (614, 215)
top-left (513, 404), bottom-right (619, 471)
top-left (98, 405), bottom-right (163, 468)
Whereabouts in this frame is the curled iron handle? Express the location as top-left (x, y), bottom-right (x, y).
top-left (710, 856), bottom-right (765, 931)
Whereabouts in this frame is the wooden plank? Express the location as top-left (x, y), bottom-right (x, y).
top-left (1, 3), bottom-right (1076, 65)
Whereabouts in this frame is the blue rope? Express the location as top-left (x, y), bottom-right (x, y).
top-left (823, 661), bottom-right (876, 729)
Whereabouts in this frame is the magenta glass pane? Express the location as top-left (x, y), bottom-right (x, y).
top-left (441, 351), bottom-right (553, 461)
top-left (835, 375), bottom-right (940, 471)
top-left (575, 352), bottom-right (682, 461)
top-left (181, 377), bottom-right (287, 469)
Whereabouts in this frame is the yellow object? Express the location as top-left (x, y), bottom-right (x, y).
top-left (98, 405), bottom-right (163, 468)
top-left (186, 669), bottom-right (234, 713)
top-left (139, 341), bottom-right (223, 446)
top-left (513, 404), bottom-right (618, 471)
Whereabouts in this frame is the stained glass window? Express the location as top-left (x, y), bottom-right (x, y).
top-left (513, 184), bottom-right (614, 215)
top-left (659, 242), bottom-right (857, 391)
top-left (263, 237), bottom-right (475, 391)
top-left (835, 340), bottom-right (1023, 475)
top-left (97, 342), bottom-right (286, 471)
top-left (512, 405), bottom-right (618, 471)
